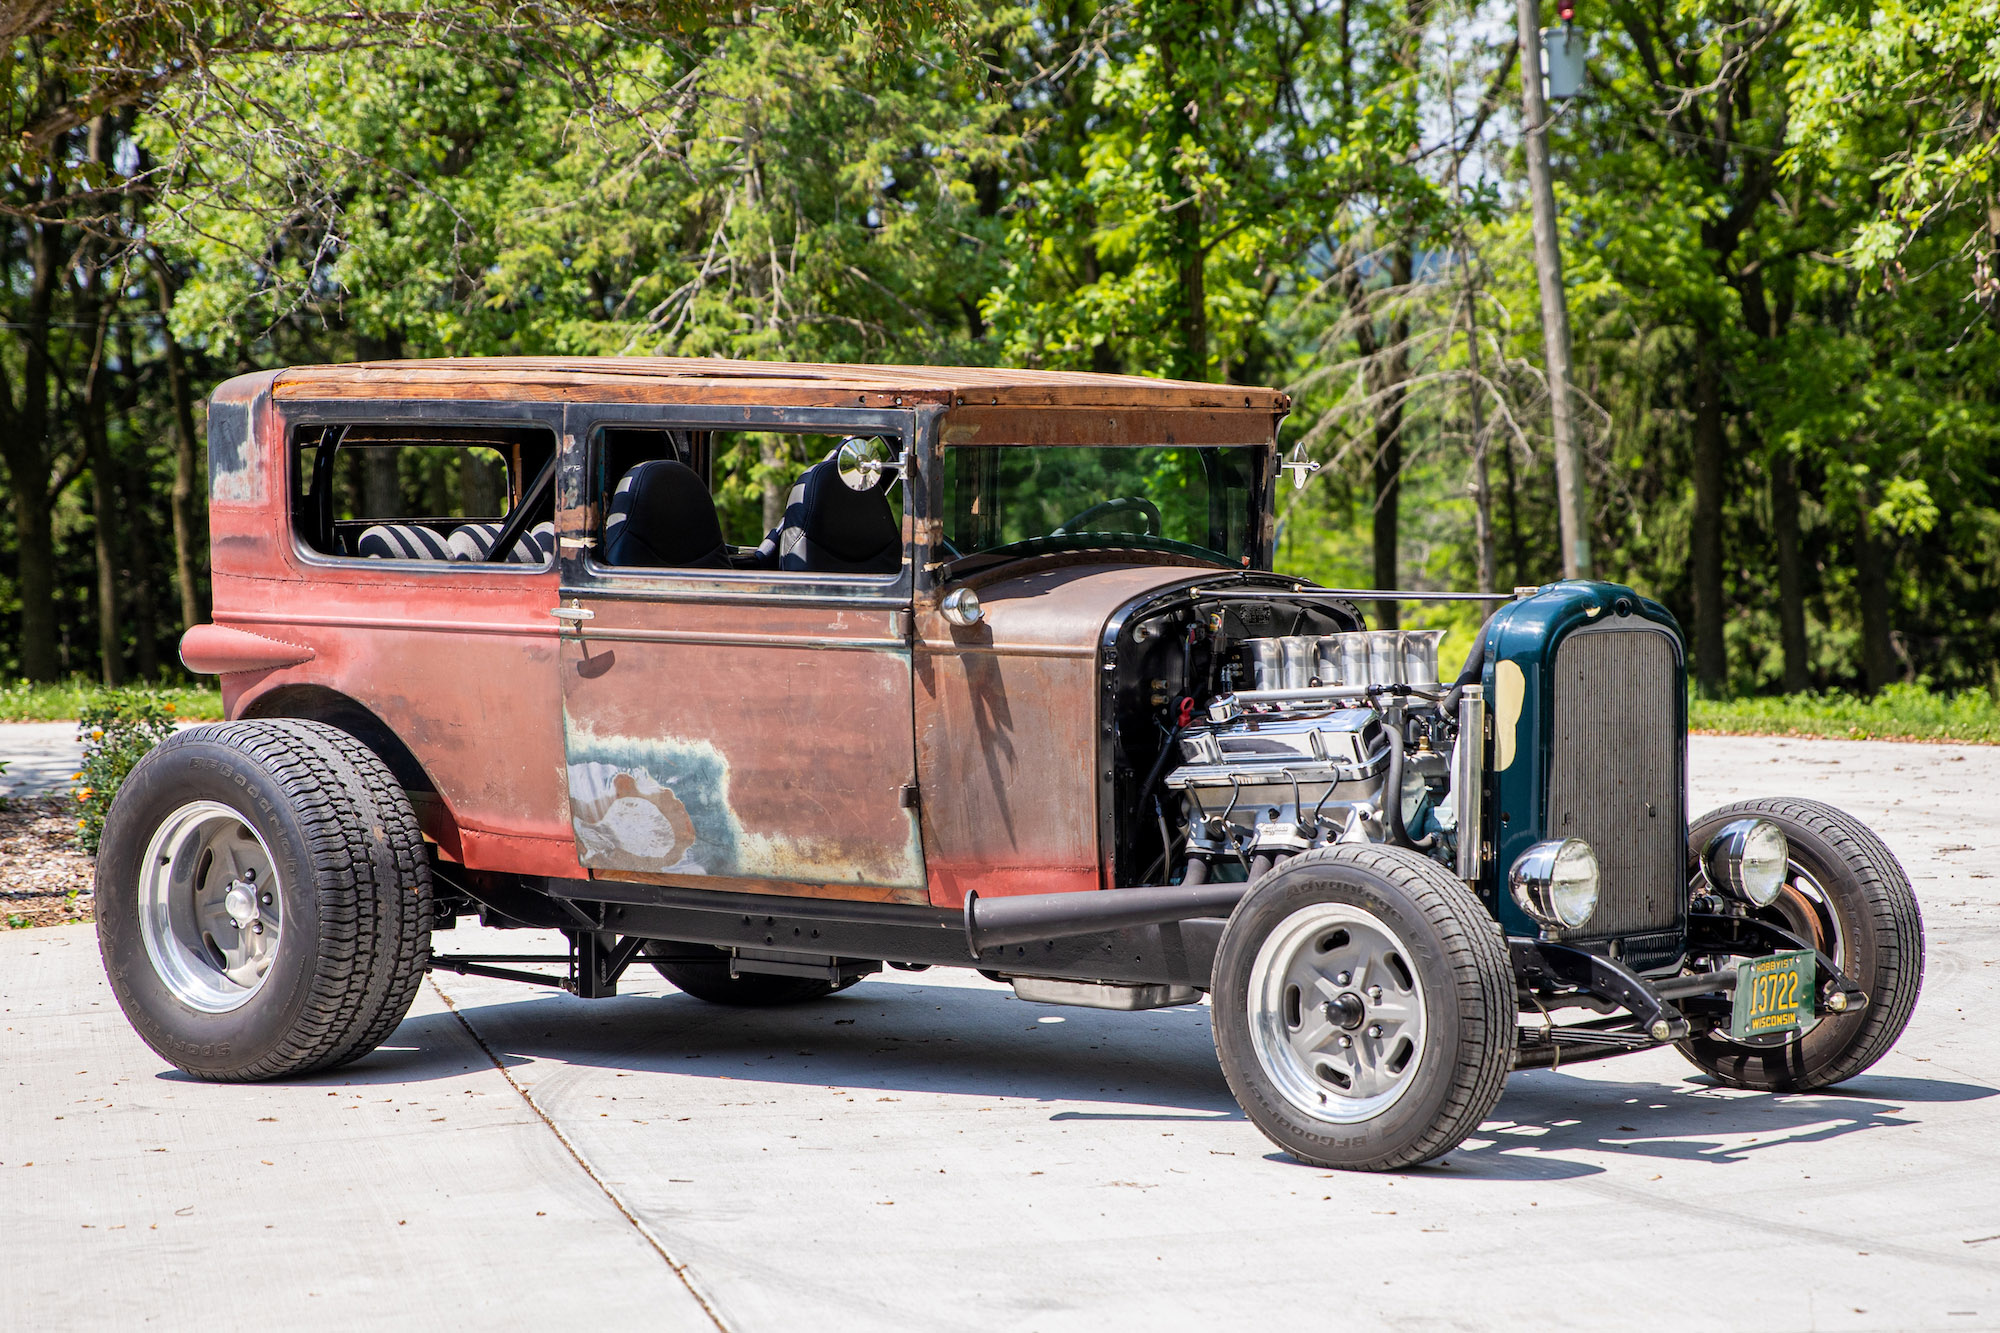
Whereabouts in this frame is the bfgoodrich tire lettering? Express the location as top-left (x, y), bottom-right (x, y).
top-left (1211, 845), bottom-right (1514, 1171)
top-left (1677, 797), bottom-right (1924, 1092)
top-left (95, 720), bottom-right (431, 1080)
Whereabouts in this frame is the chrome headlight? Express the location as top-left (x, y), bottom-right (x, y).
top-left (941, 586), bottom-right (983, 627)
top-left (1703, 818), bottom-right (1789, 907)
top-left (1510, 838), bottom-right (1600, 930)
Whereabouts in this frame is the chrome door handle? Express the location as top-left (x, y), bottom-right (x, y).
top-left (550, 605), bottom-right (595, 622)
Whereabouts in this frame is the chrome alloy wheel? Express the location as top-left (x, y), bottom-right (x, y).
top-left (1247, 903), bottom-right (1428, 1124)
top-left (137, 801), bottom-right (282, 1013)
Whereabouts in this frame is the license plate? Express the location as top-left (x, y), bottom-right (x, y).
top-left (1731, 949), bottom-right (1814, 1041)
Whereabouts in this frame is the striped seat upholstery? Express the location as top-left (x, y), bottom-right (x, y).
top-left (447, 521), bottom-right (555, 563)
top-left (356, 523), bottom-right (454, 560)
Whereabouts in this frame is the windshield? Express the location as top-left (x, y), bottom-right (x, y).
top-left (941, 445), bottom-right (1263, 567)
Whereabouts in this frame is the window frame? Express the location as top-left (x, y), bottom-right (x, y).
top-left (561, 402), bottom-right (920, 606)
top-left (282, 400), bottom-right (564, 575)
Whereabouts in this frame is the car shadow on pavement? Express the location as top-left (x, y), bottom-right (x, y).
top-left (333, 978), bottom-right (1246, 1116)
top-left (1442, 1066), bottom-right (1999, 1180)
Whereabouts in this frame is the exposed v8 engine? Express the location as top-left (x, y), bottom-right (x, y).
top-left (1107, 584), bottom-right (1483, 889)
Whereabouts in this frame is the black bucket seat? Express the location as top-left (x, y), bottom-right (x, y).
top-left (755, 459), bottom-right (901, 574)
top-left (603, 460), bottom-right (729, 568)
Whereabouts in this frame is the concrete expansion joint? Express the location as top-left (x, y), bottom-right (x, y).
top-left (427, 976), bottom-right (732, 1331)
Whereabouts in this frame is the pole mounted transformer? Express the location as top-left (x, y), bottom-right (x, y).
top-left (1515, 0), bottom-right (1592, 580)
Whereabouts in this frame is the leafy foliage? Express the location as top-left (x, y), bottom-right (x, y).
top-left (72, 693), bottom-right (180, 854)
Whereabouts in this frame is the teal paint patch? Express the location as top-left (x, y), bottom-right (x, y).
top-left (564, 724), bottom-right (744, 876)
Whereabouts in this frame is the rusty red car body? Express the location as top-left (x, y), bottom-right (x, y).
top-left (195, 358), bottom-right (1288, 912)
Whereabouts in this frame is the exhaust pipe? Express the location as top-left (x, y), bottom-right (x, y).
top-left (964, 882), bottom-right (1249, 956)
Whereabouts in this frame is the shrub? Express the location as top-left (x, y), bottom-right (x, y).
top-left (73, 694), bottom-right (180, 854)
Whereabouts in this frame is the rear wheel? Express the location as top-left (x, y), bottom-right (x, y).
top-left (1211, 845), bottom-right (1514, 1171)
top-left (1678, 798), bottom-right (1923, 1091)
top-left (648, 943), bottom-right (853, 1006)
top-left (95, 720), bottom-right (431, 1080)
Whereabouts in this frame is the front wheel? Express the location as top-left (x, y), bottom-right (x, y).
top-left (1677, 798), bottom-right (1924, 1091)
top-left (1211, 845), bottom-right (1514, 1171)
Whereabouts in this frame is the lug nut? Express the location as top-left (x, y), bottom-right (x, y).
top-left (261, 893), bottom-right (273, 906)
top-left (1368, 986), bottom-right (1383, 1004)
top-left (1366, 1024), bottom-right (1383, 1039)
top-left (1335, 971), bottom-right (1351, 986)
top-left (1338, 1035), bottom-right (1353, 1049)
top-left (252, 921), bottom-right (264, 935)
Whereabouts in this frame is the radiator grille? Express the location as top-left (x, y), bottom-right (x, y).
top-left (1546, 627), bottom-right (1682, 942)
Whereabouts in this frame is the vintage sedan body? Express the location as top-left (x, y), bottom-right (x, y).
top-left (97, 358), bottom-right (1924, 1170)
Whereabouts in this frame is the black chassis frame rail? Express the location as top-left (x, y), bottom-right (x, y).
top-left (430, 876), bottom-right (1227, 994)
top-left (1508, 913), bottom-right (1869, 1070)
top-left (428, 876), bottom-right (1871, 1065)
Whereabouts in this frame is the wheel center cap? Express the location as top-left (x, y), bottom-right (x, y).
top-left (1327, 992), bottom-right (1366, 1031)
top-left (223, 882), bottom-right (258, 929)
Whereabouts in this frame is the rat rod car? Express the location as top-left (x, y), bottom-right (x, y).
top-left (97, 357), bottom-right (1924, 1170)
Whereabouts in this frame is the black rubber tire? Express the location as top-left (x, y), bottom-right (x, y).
top-left (95, 720), bottom-right (432, 1080)
top-left (1211, 845), bottom-right (1514, 1171)
top-left (648, 943), bottom-right (849, 1006)
top-left (1677, 798), bottom-right (1924, 1091)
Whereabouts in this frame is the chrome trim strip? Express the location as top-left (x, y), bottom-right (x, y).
top-left (1455, 684), bottom-right (1486, 881)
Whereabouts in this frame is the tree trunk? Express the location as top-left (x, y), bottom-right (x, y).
top-left (1690, 334), bottom-right (1728, 693)
top-left (124, 458), bottom-right (161, 680)
top-left (1853, 512), bottom-right (1896, 694)
top-left (1500, 430), bottom-right (1524, 589)
top-left (1370, 246), bottom-right (1414, 630)
top-left (1465, 295), bottom-right (1495, 594)
top-left (155, 259), bottom-right (208, 630)
top-left (78, 137), bottom-right (123, 687)
top-left (6, 213), bottom-right (62, 680)
top-left (1153, 0), bottom-right (1208, 381)
top-left (1770, 448), bottom-right (1809, 692)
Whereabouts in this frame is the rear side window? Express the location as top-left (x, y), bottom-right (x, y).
top-left (292, 423), bottom-right (557, 566)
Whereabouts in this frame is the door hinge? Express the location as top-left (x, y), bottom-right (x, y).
top-left (890, 609), bottom-right (912, 640)
top-left (899, 782), bottom-right (921, 810)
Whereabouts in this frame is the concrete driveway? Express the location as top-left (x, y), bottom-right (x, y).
top-left (0, 721), bottom-right (84, 797)
top-left (5, 736), bottom-right (1997, 1330)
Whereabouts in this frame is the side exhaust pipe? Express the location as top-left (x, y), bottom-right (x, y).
top-left (964, 882), bottom-right (1250, 956)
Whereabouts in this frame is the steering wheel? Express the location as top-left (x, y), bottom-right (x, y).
top-left (1051, 496), bottom-right (1162, 537)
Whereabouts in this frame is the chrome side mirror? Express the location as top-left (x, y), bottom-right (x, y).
top-left (836, 436), bottom-right (902, 492)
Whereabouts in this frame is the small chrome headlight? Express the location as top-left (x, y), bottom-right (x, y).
top-left (1510, 838), bottom-right (1601, 930)
top-left (1704, 817), bottom-right (1789, 907)
top-left (941, 586), bottom-right (984, 628)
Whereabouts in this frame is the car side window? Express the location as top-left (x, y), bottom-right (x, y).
top-left (592, 427), bottom-right (904, 576)
top-left (292, 422), bottom-right (558, 565)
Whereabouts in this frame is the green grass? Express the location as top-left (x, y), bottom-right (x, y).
top-left (1, 676), bottom-right (1992, 744)
top-left (1693, 683), bottom-right (2000, 745)
top-left (0, 678), bottom-right (224, 723)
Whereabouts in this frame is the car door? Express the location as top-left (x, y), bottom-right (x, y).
top-left (552, 402), bottom-right (927, 904)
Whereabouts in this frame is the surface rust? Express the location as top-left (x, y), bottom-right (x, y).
top-left (558, 596), bottom-right (925, 898)
top-left (265, 357), bottom-right (1290, 414)
top-left (199, 357), bottom-right (1283, 909)
top-left (914, 562), bottom-right (1219, 907)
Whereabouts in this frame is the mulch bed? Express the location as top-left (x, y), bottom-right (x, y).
top-left (0, 796), bottom-right (94, 928)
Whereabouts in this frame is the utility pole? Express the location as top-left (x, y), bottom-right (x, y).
top-left (1515, 0), bottom-right (1592, 580)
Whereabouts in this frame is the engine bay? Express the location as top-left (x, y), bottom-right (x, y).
top-left (1106, 581), bottom-right (1483, 889)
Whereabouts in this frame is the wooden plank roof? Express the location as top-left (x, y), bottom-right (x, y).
top-left (269, 357), bottom-right (1291, 412)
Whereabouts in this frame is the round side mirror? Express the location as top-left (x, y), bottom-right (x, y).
top-left (835, 436), bottom-right (898, 492)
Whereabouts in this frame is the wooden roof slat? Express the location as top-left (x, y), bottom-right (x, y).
top-left (269, 357), bottom-right (1291, 412)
